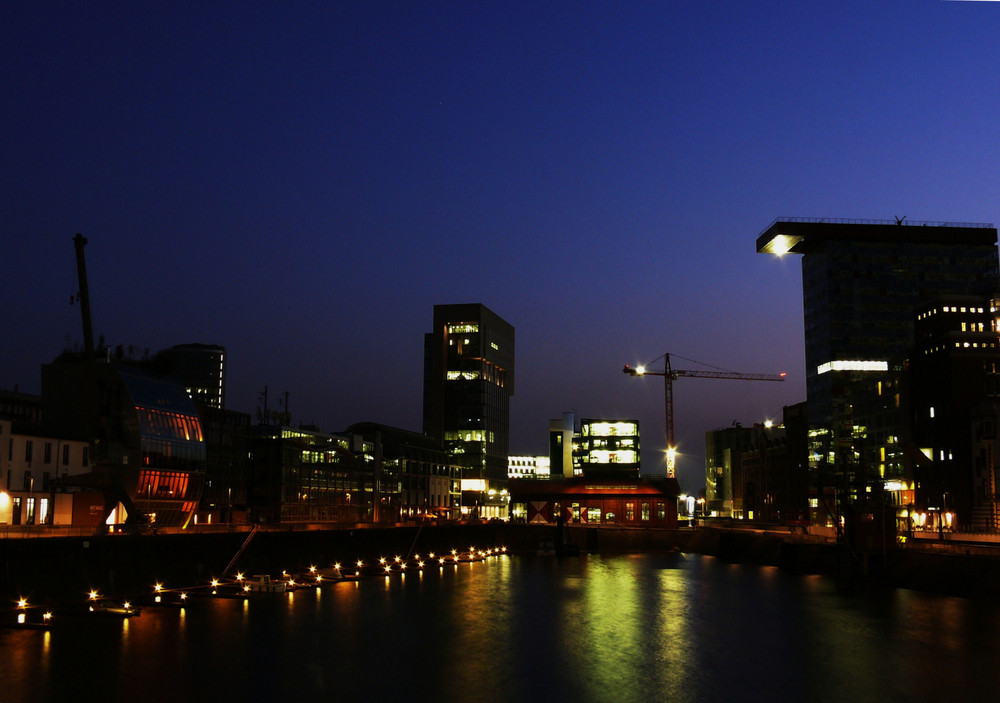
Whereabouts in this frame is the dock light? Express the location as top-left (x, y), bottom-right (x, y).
top-left (418, 561), bottom-right (425, 569)
top-left (17, 598), bottom-right (27, 609)
top-left (357, 560), bottom-right (364, 568)
top-left (211, 579), bottom-right (219, 588)
top-left (439, 558), bottom-right (445, 565)
top-left (429, 552), bottom-right (435, 559)
top-left (309, 566), bottom-right (317, 573)
top-left (180, 593), bottom-right (187, 600)
top-left (43, 612), bottom-right (52, 621)
top-left (244, 585), bottom-right (250, 592)
top-left (451, 549), bottom-right (457, 555)
top-left (316, 575), bottom-right (323, 583)
top-left (89, 591), bottom-right (99, 601)
top-left (123, 602), bottom-right (131, 610)
top-left (334, 562), bottom-right (341, 570)
top-left (379, 557), bottom-right (387, 565)
top-left (394, 556), bottom-right (401, 563)
top-left (154, 583), bottom-right (163, 592)
top-left (236, 573), bottom-right (244, 581)
top-left (400, 563), bottom-right (406, 570)
top-left (384, 565), bottom-right (391, 574)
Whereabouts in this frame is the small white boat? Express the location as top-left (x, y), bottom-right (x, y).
top-left (245, 574), bottom-right (286, 593)
top-left (90, 600), bottom-right (140, 617)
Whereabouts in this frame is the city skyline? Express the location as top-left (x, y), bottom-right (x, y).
top-left (5, 2), bottom-right (1000, 490)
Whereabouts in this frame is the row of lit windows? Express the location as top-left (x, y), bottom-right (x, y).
top-left (447, 324), bottom-right (479, 334)
top-left (588, 438), bottom-right (636, 449)
top-left (919, 305), bottom-right (986, 319)
top-left (581, 422), bottom-right (638, 437)
top-left (136, 407), bottom-right (204, 443)
top-left (299, 450), bottom-right (347, 464)
top-left (444, 430), bottom-right (492, 442)
top-left (586, 450), bottom-right (638, 464)
top-left (137, 469), bottom-right (192, 501)
top-left (924, 341), bottom-right (998, 354)
top-left (565, 501), bottom-right (667, 523)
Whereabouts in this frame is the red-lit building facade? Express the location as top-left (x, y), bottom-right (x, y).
top-left (509, 477), bottom-right (680, 527)
top-left (42, 355), bottom-right (207, 527)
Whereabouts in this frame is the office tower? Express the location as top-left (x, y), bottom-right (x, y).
top-left (152, 343), bottom-right (227, 409)
top-left (757, 217), bottom-right (999, 521)
top-left (575, 419), bottom-right (641, 479)
top-left (910, 296), bottom-right (1000, 527)
top-left (705, 424), bottom-right (752, 518)
top-left (757, 218), bottom-right (998, 427)
top-left (423, 304), bottom-right (514, 519)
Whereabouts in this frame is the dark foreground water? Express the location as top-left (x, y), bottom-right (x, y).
top-left (4, 552), bottom-right (1000, 702)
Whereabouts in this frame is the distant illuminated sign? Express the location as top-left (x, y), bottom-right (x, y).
top-left (461, 479), bottom-right (487, 492)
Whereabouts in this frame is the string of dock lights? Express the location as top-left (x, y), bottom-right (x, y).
top-left (6, 544), bottom-right (508, 628)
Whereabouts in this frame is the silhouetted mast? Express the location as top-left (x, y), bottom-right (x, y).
top-left (73, 234), bottom-right (96, 365)
top-left (73, 234), bottom-right (100, 446)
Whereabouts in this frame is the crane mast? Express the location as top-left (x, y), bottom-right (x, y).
top-left (623, 352), bottom-right (786, 478)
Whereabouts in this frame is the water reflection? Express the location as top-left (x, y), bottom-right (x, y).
top-left (5, 553), bottom-right (1000, 702)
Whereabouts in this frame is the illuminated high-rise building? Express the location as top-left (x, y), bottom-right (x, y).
top-left (423, 304), bottom-right (514, 519)
top-left (757, 217), bottom-right (999, 520)
top-left (757, 218), bottom-right (998, 428)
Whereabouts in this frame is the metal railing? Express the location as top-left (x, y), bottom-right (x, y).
top-left (759, 216), bottom-right (994, 238)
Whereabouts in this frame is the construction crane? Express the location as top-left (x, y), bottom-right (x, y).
top-left (623, 352), bottom-right (786, 477)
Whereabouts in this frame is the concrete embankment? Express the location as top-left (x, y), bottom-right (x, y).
top-left (4, 523), bottom-right (1000, 602)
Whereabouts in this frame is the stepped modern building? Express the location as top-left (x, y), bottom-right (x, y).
top-left (423, 303), bottom-right (514, 519)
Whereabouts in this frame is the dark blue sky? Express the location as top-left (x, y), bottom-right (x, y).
top-left (4, 2), bottom-right (1000, 490)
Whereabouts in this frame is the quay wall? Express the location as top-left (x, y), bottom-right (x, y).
top-left (4, 523), bottom-right (1000, 602)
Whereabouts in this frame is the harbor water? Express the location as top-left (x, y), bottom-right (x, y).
top-left (3, 551), bottom-right (1000, 702)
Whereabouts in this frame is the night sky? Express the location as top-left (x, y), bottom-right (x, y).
top-left (4, 2), bottom-right (1000, 491)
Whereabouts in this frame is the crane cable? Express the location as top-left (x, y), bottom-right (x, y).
top-left (644, 351), bottom-right (740, 375)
